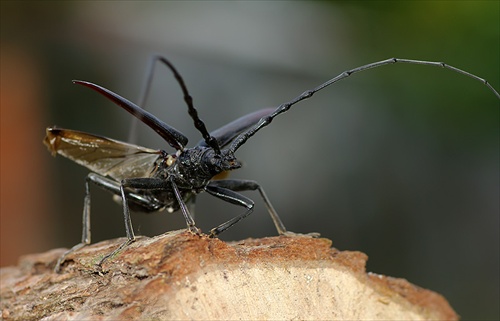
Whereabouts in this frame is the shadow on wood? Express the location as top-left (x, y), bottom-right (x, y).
top-left (0, 230), bottom-right (457, 320)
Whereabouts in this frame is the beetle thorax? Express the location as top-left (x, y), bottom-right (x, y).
top-left (175, 147), bottom-right (241, 184)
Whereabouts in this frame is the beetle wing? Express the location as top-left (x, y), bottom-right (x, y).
top-left (44, 127), bottom-right (162, 180)
top-left (196, 108), bottom-right (274, 148)
top-left (74, 81), bottom-right (188, 151)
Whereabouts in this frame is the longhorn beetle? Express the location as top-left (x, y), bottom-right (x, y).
top-left (45, 56), bottom-right (500, 272)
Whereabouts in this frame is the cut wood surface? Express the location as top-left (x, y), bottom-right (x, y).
top-left (1, 230), bottom-right (458, 320)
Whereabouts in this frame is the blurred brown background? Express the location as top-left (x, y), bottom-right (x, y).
top-left (1, 2), bottom-right (498, 319)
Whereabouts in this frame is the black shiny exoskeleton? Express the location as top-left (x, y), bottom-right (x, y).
top-left (45, 55), bottom-right (499, 272)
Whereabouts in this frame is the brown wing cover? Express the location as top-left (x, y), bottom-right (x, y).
top-left (44, 128), bottom-right (162, 180)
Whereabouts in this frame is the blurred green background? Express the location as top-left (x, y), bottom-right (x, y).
top-left (1, 1), bottom-right (498, 319)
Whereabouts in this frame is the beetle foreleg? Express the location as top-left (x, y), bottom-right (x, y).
top-left (207, 179), bottom-right (288, 236)
top-left (205, 183), bottom-right (255, 237)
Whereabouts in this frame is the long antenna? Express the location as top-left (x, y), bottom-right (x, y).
top-left (127, 56), bottom-right (158, 144)
top-left (128, 55), bottom-right (221, 153)
top-left (229, 58), bottom-right (500, 153)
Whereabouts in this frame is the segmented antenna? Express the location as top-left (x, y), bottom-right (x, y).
top-left (229, 58), bottom-right (500, 153)
top-left (127, 56), bottom-right (158, 144)
top-left (129, 55), bottom-right (221, 154)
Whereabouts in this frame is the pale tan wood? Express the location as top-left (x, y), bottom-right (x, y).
top-left (0, 230), bottom-right (457, 320)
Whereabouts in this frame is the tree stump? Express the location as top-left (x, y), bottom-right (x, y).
top-left (0, 230), bottom-right (458, 320)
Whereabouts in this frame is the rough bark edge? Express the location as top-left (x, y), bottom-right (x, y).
top-left (0, 230), bottom-right (458, 320)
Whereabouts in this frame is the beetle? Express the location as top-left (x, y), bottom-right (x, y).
top-left (45, 55), bottom-right (499, 272)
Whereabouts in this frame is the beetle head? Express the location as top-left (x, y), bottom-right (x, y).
top-left (201, 148), bottom-right (241, 178)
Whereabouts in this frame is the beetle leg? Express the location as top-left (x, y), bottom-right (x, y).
top-left (97, 177), bottom-right (180, 267)
top-left (204, 183), bottom-right (255, 237)
top-left (55, 173), bottom-right (122, 272)
top-left (169, 179), bottom-right (200, 234)
top-left (207, 179), bottom-right (287, 236)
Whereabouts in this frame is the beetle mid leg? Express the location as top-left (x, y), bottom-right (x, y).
top-left (55, 173), bottom-right (122, 272)
top-left (95, 177), bottom-right (172, 267)
top-left (169, 179), bottom-right (200, 234)
top-left (96, 177), bottom-right (141, 268)
top-left (96, 177), bottom-right (201, 268)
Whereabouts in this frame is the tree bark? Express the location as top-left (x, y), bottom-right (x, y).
top-left (1, 230), bottom-right (457, 320)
